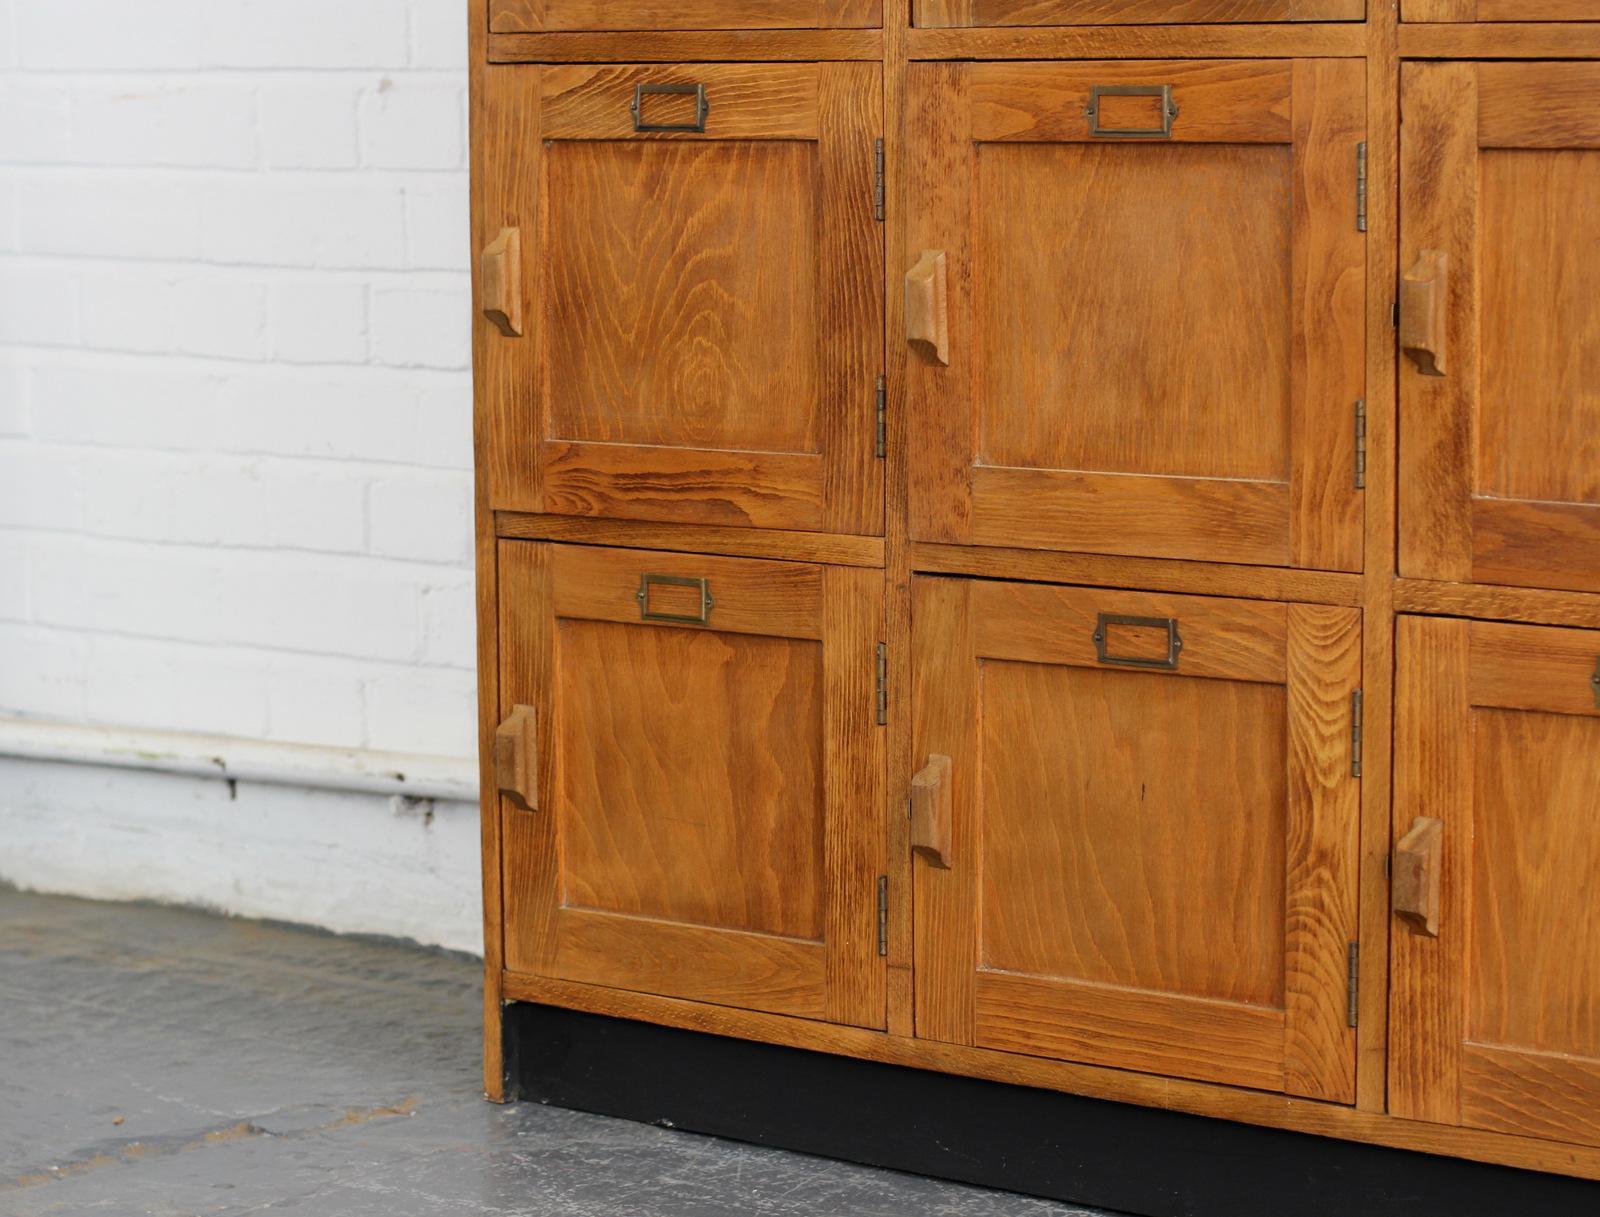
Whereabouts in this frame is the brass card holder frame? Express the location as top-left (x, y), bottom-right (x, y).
top-left (1086, 84), bottom-right (1178, 140)
top-left (1093, 613), bottom-right (1184, 671)
top-left (637, 573), bottom-right (715, 625)
top-left (631, 82), bottom-right (710, 134)
top-left (1592, 655), bottom-right (1600, 709)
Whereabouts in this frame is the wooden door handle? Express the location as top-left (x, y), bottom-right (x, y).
top-left (1393, 815), bottom-right (1443, 937)
top-left (480, 227), bottom-right (522, 337)
top-left (1400, 249), bottom-right (1447, 377)
top-left (495, 704), bottom-right (538, 811)
top-left (910, 754), bottom-right (952, 868)
top-left (905, 249), bottom-right (949, 366)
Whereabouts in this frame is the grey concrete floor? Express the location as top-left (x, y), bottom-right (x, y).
top-left (0, 888), bottom-right (1104, 1217)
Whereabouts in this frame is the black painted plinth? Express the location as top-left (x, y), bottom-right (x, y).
top-left (503, 1002), bottom-right (1600, 1217)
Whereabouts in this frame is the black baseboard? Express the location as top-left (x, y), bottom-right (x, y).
top-left (503, 1002), bottom-right (1600, 1217)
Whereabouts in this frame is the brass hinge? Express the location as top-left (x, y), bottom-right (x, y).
top-left (875, 642), bottom-right (889, 725)
top-left (1347, 941), bottom-right (1360, 1028)
top-left (1356, 142), bottom-right (1368, 233)
top-left (1354, 399), bottom-right (1367, 490)
top-left (876, 875), bottom-right (889, 956)
top-left (875, 376), bottom-right (887, 459)
top-left (1351, 689), bottom-right (1364, 779)
top-left (873, 138), bottom-right (885, 222)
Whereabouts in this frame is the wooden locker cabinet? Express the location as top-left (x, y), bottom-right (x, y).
top-left (496, 541), bottom-right (886, 1027)
top-left (472, 0), bottom-right (1600, 1197)
top-left (915, 1), bottom-right (1366, 25)
top-left (912, 577), bottom-right (1362, 1101)
top-left (1399, 61), bottom-right (1600, 594)
top-left (1392, 617), bottom-right (1600, 1150)
top-left (481, 61), bottom-right (884, 535)
top-left (906, 59), bottom-right (1366, 571)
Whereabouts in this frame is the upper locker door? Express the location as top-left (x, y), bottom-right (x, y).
top-left (905, 61), bottom-right (1366, 570)
top-left (479, 64), bottom-right (883, 534)
top-left (496, 542), bottom-right (886, 1027)
top-left (1392, 617), bottom-right (1600, 1149)
top-left (912, 577), bottom-right (1362, 1100)
top-left (1400, 63), bottom-right (1600, 594)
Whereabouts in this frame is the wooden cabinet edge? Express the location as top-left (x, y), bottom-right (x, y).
top-left (1395, 579), bottom-right (1600, 631)
top-left (1398, 24), bottom-right (1600, 59)
top-left (909, 542), bottom-right (1365, 605)
top-left (487, 29), bottom-right (886, 62)
top-left (905, 24), bottom-right (1368, 59)
top-left (498, 970), bottom-right (1600, 1182)
top-left (495, 512), bottom-right (888, 568)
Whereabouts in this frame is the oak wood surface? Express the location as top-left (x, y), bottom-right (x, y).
top-left (498, 542), bottom-right (885, 1028)
top-left (1397, 23), bottom-right (1600, 57)
top-left (1393, 616), bottom-right (1600, 1150)
top-left (488, 29), bottom-right (886, 61)
top-left (1400, 61), bottom-right (1600, 595)
top-left (496, 512), bottom-right (886, 567)
top-left (1394, 578), bottom-right (1600, 631)
top-left (489, 62), bottom-right (882, 535)
top-left (1405, 0), bottom-right (1600, 19)
top-left (908, 23), bottom-right (1366, 55)
top-left (490, 0), bottom-right (882, 32)
top-left (917, 0), bottom-right (1365, 24)
top-left (907, 58), bottom-right (1364, 571)
top-left (913, 576), bottom-right (1360, 1099)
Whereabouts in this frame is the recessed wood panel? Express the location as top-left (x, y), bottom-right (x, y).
top-left (914, 576), bottom-right (1360, 1100)
top-left (547, 141), bottom-right (820, 455)
top-left (980, 661), bottom-right (1288, 1006)
top-left (1477, 151), bottom-right (1600, 506)
top-left (917, 0), bottom-right (1364, 26)
top-left (976, 141), bottom-right (1292, 482)
top-left (558, 620), bottom-right (825, 941)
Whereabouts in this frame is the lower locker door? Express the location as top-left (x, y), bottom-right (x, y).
top-left (912, 577), bottom-right (1362, 1101)
top-left (1392, 616), bottom-right (1600, 1149)
top-left (497, 542), bottom-right (885, 1029)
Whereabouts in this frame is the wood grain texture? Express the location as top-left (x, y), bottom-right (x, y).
top-left (1398, 23), bottom-right (1600, 57)
top-left (489, 29), bottom-right (886, 61)
top-left (1463, 1046), bottom-right (1600, 1147)
top-left (910, 59), bottom-right (1362, 571)
top-left (910, 754), bottom-right (952, 867)
top-left (1397, 61), bottom-right (1477, 583)
top-left (1394, 578), bottom-right (1600, 631)
top-left (909, 23), bottom-right (1366, 55)
top-left (917, 0), bottom-right (1364, 24)
top-left (515, 62), bottom-right (882, 536)
top-left (1282, 603), bottom-right (1361, 1102)
top-left (491, 0), bottom-right (882, 32)
top-left (1288, 57), bottom-right (1365, 573)
top-left (976, 974), bottom-right (1288, 1092)
top-left (911, 577), bottom-right (978, 1045)
top-left (1390, 616), bottom-right (1471, 1125)
top-left (1406, 0), bottom-right (1600, 18)
top-left (500, 542), bottom-right (885, 1027)
top-left (914, 575), bottom-right (1357, 1099)
top-left (496, 513), bottom-right (885, 567)
top-left (909, 542), bottom-right (1363, 605)
top-left (501, 968), bottom-right (1600, 1181)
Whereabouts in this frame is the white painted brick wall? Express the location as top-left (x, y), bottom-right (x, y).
top-left (0, 0), bottom-right (478, 766)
